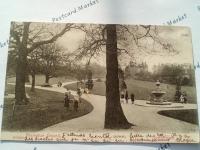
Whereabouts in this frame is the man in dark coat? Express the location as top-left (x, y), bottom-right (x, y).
top-left (74, 100), bottom-right (79, 112)
top-left (131, 93), bottom-right (135, 104)
top-left (183, 91), bottom-right (188, 104)
top-left (64, 94), bottom-right (69, 110)
top-left (125, 90), bottom-right (129, 104)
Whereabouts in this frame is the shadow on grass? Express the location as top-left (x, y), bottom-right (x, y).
top-left (158, 109), bottom-right (199, 125)
top-left (2, 85), bottom-right (93, 132)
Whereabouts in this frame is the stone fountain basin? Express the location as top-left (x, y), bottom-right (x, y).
top-left (146, 101), bottom-right (172, 105)
top-left (151, 91), bottom-right (166, 97)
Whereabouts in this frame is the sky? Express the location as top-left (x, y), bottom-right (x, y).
top-left (56, 24), bottom-right (194, 71)
top-left (57, 28), bottom-right (85, 52)
top-left (149, 26), bottom-right (193, 61)
top-left (143, 26), bottom-right (194, 71)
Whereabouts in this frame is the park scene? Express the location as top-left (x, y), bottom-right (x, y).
top-left (1, 22), bottom-right (199, 142)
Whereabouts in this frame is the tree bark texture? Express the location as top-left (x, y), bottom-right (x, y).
top-left (15, 22), bottom-right (30, 105)
top-left (104, 24), bottom-right (132, 129)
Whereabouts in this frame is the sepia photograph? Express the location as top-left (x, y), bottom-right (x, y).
top-left (1, 22), bottom-right (199, 143)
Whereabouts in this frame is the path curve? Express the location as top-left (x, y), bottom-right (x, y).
top-left (41, 81), bottom-right (199, 134)
top-left (9, 81), bottom-right (199, 134)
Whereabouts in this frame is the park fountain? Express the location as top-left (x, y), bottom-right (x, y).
top-left (146, 80), bottom-right (172, 105)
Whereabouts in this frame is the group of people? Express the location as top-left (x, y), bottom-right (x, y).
top-left (120, 90), bottom-right (135, 104)
top-left (63, 84), bottom-right (92, 112)
top-left (179, 91), bottom-right (188, 104)
top-left (57, 81), bottom-right (62, 87)
top-left (64, 88), bottom-right (83, 112)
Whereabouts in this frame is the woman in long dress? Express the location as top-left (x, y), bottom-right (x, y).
top-left (125, 90), bottom-right (129, 104)
top-left (180, 94), bottom-right (184, 104)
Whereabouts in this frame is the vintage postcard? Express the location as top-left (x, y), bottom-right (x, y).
top-left (1, 22), bottom-right (199, 143)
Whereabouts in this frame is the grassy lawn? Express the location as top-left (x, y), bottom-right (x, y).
top-left (6, 75), bottom-right (75, 86)
top-left (2, 84), bottom-right (93, 131)
top-left (65, 79), bottom-right (197, 103)
top-left (158, 109), bottom-right (199, 125)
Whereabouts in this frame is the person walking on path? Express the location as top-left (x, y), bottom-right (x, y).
top-left (180, 94), bottom-right (184, 104)
top-left (64, 93), bottom-right (70, 110)
top-left (120, 90), bottom-right (125, 103)
top-left (74, 100), bottom-right (79, 112)
top-left (183, 91), bottom-right (188, 104)
top-left (57, 81), bottom-right (62, 87)
top-left (125, 90), bottom-right (129, 104)
top-left (77, 88), bottom-right (82, 103)
top-left (131, 93), bottom-right (135, 104)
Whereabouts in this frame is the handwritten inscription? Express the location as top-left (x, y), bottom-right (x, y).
top-left (13, 132), bottom-right (197, 143)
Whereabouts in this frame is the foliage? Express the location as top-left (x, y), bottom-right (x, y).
top-left (153, 64), bottom-right (195, 86)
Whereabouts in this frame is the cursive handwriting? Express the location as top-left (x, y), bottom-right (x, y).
top-left (21, 132), bottom-right (198, 143)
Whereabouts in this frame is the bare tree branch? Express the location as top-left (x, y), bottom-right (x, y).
top-left (28, 24), bottom-right (74, 53)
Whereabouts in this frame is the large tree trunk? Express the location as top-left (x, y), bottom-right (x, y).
top-left (104, 25), bottom-right (132, 129)
top-left (15, 22), bottom-right (30, 105)
top-left (31, 73), bottom-right (35, 92)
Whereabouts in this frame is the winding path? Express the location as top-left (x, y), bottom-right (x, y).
top-left (8, 81), bottom-right (199, 134)
top-left (9, 81), bottom-right (199, 136)
top-left (32, 81), bottom-right (199, 135)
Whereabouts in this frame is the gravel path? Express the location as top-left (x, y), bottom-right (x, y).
top-left (36, 81), bottom-right (199, 135)
top-left (8, 81), bottom-right (199, 134)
